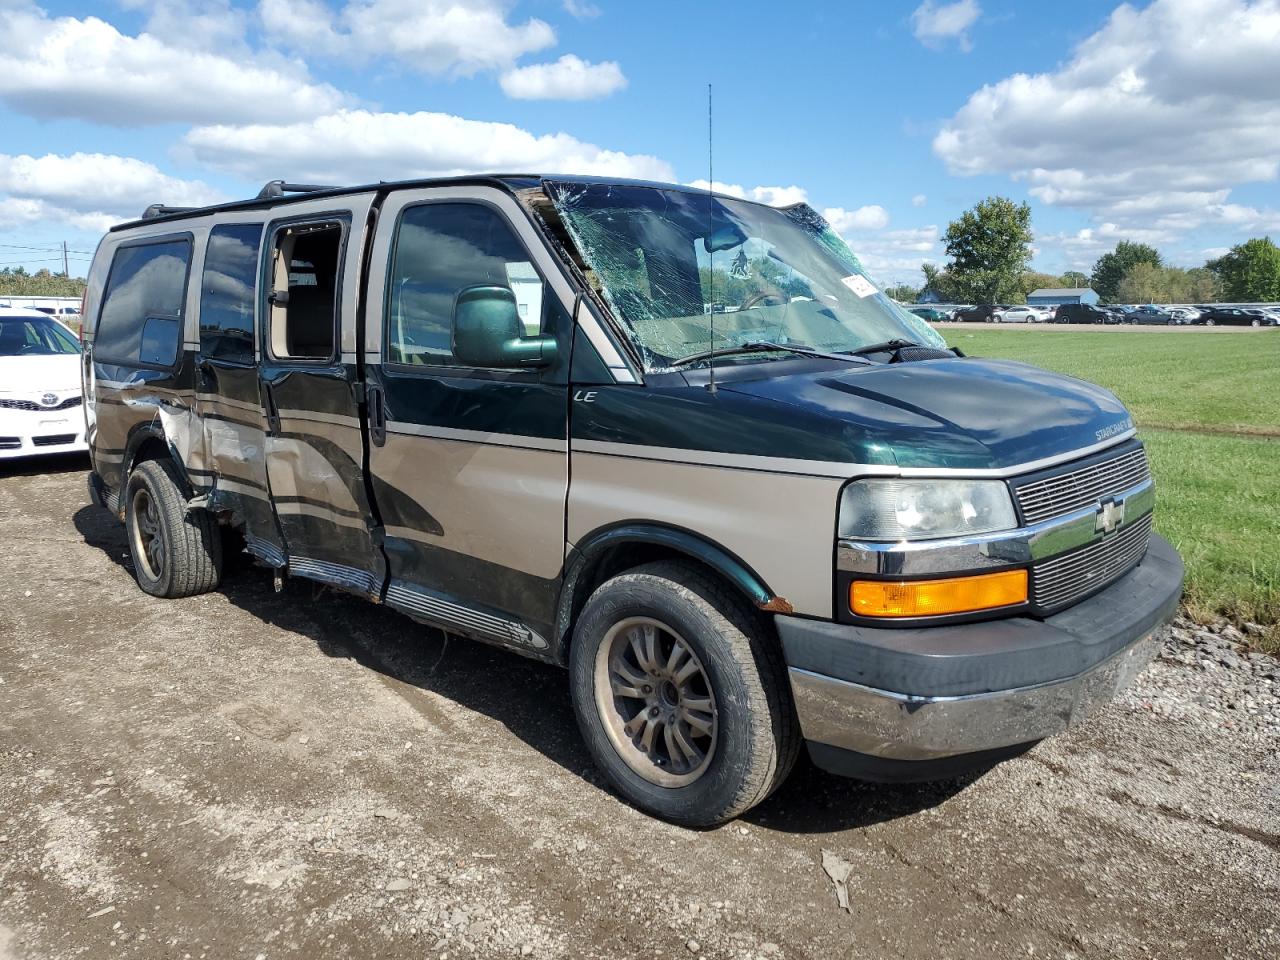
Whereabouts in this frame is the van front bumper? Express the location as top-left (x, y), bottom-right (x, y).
top-left (776, 533), bottom-right (1183, 778)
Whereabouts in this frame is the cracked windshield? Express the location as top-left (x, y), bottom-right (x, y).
top-left (546, 181), bottom-right (943, 371)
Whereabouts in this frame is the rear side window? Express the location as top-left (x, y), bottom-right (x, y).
top-left (199, 223), bottom-right (263, 364)
top-left (95, 238), bottom-right (191, 367)
top-left (386, 203), bottom-right (543, 366)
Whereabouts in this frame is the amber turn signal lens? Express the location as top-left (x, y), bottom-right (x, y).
top-left (850, 569), bottom-right (1028, 618)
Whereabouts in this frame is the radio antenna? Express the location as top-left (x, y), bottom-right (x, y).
top-left (706, 82), bottom-right (717, 395)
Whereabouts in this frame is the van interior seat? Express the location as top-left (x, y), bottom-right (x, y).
top-left (286, 283), bottom-right (335, 357)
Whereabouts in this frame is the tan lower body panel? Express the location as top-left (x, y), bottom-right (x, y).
top-left (568, 451), bottom-right (842, 618)
top-left (374, 431), bottom-right (566, 580)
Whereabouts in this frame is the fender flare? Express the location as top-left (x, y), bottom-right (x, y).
top-left (121, 422), bottom-right (195, 495)
top-left (553, 522), bottom-right (791, 658)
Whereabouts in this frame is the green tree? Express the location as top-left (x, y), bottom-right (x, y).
top-left (1060, 270), bottom-right (1089, 287)
top-left (1090, 241), bottom-right (1162, 303)
top-left (1183, 266), bottom-right (1220, 303)
top-left (1117, 262), bottom-right (1167, 304)
top-left (920, 262), bottom-right (959, 302)
top-left (883, 283), bottom-right (919, 302)
top-left (942, 196), bottom-right (1033, 304)
top-left (1208, 237), bottom-right (1280, 302)
top-left (1021, 271), bottom-right (1062, 299)
top-left (0, 267), bottom-right (86, 297)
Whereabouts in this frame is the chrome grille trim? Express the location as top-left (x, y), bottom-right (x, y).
top-left (1031, 512), bottom-right (1153, 610)
top-left (1015, 446), bottom-right (1150, 525)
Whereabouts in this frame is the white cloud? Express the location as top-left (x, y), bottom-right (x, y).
top-left (934, 0), bottom-right (1280, 237)
top-left (841, 225), bottom-right (944, 285)
top-left (911, 0), bottom-right (980, 51)
top-left (120, 0), bottom-right (249, 52)
top-left (500, 55), bottom-right (626, 100)
top-left (684, 181), bottom-right (809, 207)
top-left (0, 5), bottom-right (346, 125)
top-left (912, 194), bottom-right (927, 207)
top-left (822, 205), bottom-right (890, 232)
top-left (0, 152), bottom-right (223, 231)
top-left (258, 0), bottom-right (556, 76)
top-left (182, 109), bottom-right (675, 184)
top-left (562, 0), bottom-right (601, 18)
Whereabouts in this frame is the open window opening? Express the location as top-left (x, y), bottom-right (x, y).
top-left (268, 221), bottom-right (342, 361)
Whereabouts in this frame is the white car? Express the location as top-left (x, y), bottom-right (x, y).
top-left (0, 307), bottom-right (89, 460)
top-left (999, 306), bottom-right (1042, 323)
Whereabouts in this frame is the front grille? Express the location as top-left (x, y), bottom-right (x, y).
top-left (1015, 446), bottom-right (1150, 525)
top-left (0, 396), bottom-right (82, 412)
top-left (1031, 512), bottom-right (1153, 611)
top-left (0, 436), bottom-right (20, 449)
top-left (32, 433), bottom-right (77, 446)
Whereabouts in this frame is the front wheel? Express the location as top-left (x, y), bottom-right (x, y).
top-left (1205, 318), bottom-right (1216, 326)
top-left (569, 562), bottom-right (800, 827)
top-left (1251, 318), bottom-right (1261, 327)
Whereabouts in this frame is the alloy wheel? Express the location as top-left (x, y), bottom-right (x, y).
top-left (593, 617), bottom-right (718, 788)
top-left (130, 487), bottom-right (165, 581)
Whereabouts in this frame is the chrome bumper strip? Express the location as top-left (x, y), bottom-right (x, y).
top-left (788, 631), bottom-right (1160, 761)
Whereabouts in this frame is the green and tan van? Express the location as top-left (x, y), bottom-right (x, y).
top-left (82, 176), bottom-right (1182, 825)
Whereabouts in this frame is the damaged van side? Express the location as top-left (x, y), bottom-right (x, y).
top-left (82, 176), bottom-right (1183, 826)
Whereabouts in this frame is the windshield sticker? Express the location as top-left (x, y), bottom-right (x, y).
top-left (841, 274), bottom-right (878, 298)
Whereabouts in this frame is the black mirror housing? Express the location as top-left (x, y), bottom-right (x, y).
top-left (452, 285), bottom-right (556, 369)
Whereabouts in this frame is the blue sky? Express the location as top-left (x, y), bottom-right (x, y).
top-left (2, 0), bottom-right (1279, 285)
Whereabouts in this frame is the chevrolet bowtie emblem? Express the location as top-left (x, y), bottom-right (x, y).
top-left (1095, 498), bottom-right (1125, 535)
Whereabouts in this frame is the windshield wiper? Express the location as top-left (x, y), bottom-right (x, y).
top-left (671, 340), bottom-right (873, 368)
top-left (844, 338), bottom-right (921, 357)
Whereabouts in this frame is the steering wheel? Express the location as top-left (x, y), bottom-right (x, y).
top-left (739, 291), bottom-right (788, 311)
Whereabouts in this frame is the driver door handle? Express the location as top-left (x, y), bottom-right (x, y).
top-left (368, 384), bottom-right (386, 447)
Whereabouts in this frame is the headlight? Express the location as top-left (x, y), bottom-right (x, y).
top-left (839, 479), bottom-right (1017, 541)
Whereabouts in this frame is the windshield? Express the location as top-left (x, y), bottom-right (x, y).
top-left (0, 317), bottom-right (81, 357)
top-left (545, 181), bottom-right (944, 371)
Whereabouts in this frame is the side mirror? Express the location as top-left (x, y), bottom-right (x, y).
top-left (452, 285), bottom-right (557, 369)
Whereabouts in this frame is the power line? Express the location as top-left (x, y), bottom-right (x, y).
top-left (0, 242), bottom-right (95, 255)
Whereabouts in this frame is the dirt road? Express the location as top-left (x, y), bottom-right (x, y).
top-left (2, 457), bottom-right (1277, 960)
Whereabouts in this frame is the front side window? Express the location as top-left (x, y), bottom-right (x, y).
top-left (199, 223), bottom-right (263, 364)
top-left (545, 182), bottom-right (944, 372)
top-left (0, 317), bottom-right (80, 356)
top-left (95, 238), bottom-right (191, 367)
top-left (386, 202), bottom-right (543, 366)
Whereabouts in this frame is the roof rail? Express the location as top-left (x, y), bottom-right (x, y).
top-left (256, 180), bottom-right (337, 200)
top-left (140, 203), bottom-right (197, 220)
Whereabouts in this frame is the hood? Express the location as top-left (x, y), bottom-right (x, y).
top-left (0, 354), bottom-right (83, 396)
top-left (721, 357), bottom-right (1133, 469)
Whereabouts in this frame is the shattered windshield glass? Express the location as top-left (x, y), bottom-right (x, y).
top-left (544, 181), bottom-right (945, 372)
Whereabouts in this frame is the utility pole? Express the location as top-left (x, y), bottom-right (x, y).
top-left (62, 240), bottom-right (68, 278)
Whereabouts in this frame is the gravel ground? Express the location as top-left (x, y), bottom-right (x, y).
top-left (1, 457), bottom-right (1277, 960)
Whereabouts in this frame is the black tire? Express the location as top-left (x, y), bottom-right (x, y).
top-left (569, 561), bottom-right (800, 827)
top-left (1205, 318), bottom-right (1215, 326)
top-left (124, 458), bottom-right (222, 598)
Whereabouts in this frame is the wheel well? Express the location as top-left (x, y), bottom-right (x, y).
top-left (556, 537), bottom-right (778, 663)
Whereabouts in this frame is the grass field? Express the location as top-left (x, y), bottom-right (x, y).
top-left (945, 328), bottom-right (1279, 649)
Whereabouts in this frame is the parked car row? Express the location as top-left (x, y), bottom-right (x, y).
top-left (908, 302), bottom-right (1279, 326)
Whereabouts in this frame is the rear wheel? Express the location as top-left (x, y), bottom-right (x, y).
top-left (1205, 318), bottom-right (1216, 326)
top-left (1251, 318), bottom-right (1261, 327)
top-left (569, 561), bottom-right (800, 827)
top-left (125, 458), bottom-right (222, 598)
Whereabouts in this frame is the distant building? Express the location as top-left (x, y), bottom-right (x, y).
top-left (1027, 287), bottom-right (1099, 306)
